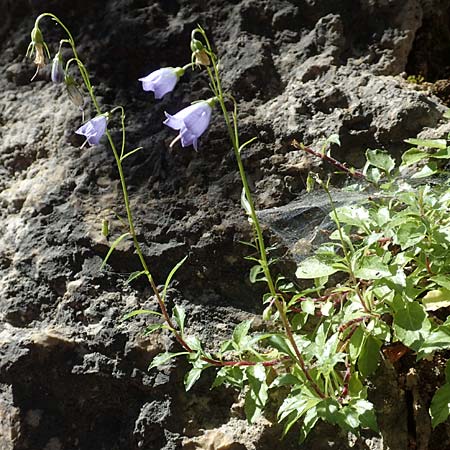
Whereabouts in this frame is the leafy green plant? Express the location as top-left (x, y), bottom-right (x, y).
top-left (27, 13), bottom-right (450, 444)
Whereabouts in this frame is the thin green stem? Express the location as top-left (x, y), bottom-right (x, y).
top-left (197, 27), bottom-right (325, 398)
top-left (37, 14), bottom-right (193, 352)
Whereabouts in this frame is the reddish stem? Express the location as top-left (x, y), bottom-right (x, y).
top-left (291, 140), bottom-right (365, 179)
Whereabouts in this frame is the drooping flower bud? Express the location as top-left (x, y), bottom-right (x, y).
top-left (190, 38), bottom-right (204, 53)
top-left (28, 25), bottom-right (47, 81)
top-left (65, 75), bottom-right (85, 110)
top-left (51, 51), bottom-right (65, 84)
top-left (190, 37), bottom-right (210, 66)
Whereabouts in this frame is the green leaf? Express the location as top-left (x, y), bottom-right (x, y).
top-left (411, 162), bottom-right (438, 179)
top-left (126, 270), bottom-right (147, 284)
top-left (395, 219), bottom-right (426, 249)
top-left (422, 289), bottom-right (450, 311)
top-left (249, 264), bottom-right (265, 283)
top-left (298, 407), bottom-right (320, 443)
top-left (172, 304), bottom-right (186, 335)
top-left (334, 205), bottom-right (370, 228)
top-left (354, 255), bottom-right (391, 280)
top-left (100, 232), bottom-right (131, 269)
top-left (268, 334), bottom-right (295, 357)
top-left (358, 334), bottom-right (381, 377)
top-left (352, 399), bottom-right (379, 432)
top-left (143, 323), bottom-right (166, 335)
top-left (301, 299), bottom-right (316, 315)
top-left (245, 365), bottom-right (268, 423)
top-left (270, 373), bottom-right (302, 388)
top-left (148, 351), bottom-right (189, 370)
top-left (233, 319), bottom-right (253, 349)
top-left (212, 366), bottom-right (244, 389)
top-left (405, 138), bottom-right (447, 150)
top-left (393, 302), bottom-right (431, 351)
top-left (121, 146), bottom-right (144, 161)
top-left (418, 325), bottom-right (450, 357)
top-left (430, 383), bottom-right (450, 427)
top-left (296, 257), bottom-right (339, 279)
top-left (121, 309), bottom-right (162, 321)
top-left (349, 326), bottom-right (365, 361)
top-left (185, 367), bottom-right (203, 391)
top-left (431, 275), bottom-right (450, 291)
top-left (366, 149), bottom-right (396, 174)
top-left (162, 256), bottom-right (188, 301)
top-left (401, 148), bottom-right (429, 167)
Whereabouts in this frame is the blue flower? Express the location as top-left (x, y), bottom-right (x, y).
top-left (139, 67), bottom-right (183, 99)
top-left (75, 116), bottom-right (107, 147)
top-left (164, 100), bottom-right (213, 150)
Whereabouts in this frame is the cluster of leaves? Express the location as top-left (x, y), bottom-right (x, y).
top-left (144, 134), bottom-right (450, 441)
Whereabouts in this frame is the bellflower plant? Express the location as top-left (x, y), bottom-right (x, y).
top-left (28, 13), bottom-right (450, 447)
top-left (75, 115), bottom-right (107, 147)
top-left (164, 99), bottom-right (214, 150)
top-left (139, 67), bottom-right (186, 99)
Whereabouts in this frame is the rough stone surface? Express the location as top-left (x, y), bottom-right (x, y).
top-left (2, 1), bottom-right (450, 449)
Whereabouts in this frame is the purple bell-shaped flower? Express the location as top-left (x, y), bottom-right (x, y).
top-left (163, 99), bottom-right (214, 150)
top-left (139, 67), bottom-right (183, 99)
top-left (75, 115), bottom-right (107, 147)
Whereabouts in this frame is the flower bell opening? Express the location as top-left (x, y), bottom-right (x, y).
top-left (75, 116), bottom-right (108, 148)
top-left (164, 99), bottom-right (215, 151)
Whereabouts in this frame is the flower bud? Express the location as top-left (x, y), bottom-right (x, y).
top-left (65, 75), bottom-right (85, 109)
top-left (190, 38), bottom-right (204, 53)
top-left (51, 52), bottom-right (65, 83)
top-left (30, 26), bottom-right (44, 46)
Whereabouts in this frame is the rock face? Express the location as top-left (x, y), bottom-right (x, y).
top-left (1, 1), bottom-right (450, 449)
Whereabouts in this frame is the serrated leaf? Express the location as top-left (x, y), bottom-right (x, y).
top-left (430, 383), bottom-right (450, 427)
top-left (100, 232), bottom-right (131, 269)
top-left (148, 351), bottom-right (189, 370)
top-left (296, 257), bottom-right (339, 279)
top-left (162, 256), bottom-right (188, 302)
top-left (423, 289), bottom-right (450, 311)
top-left (121, 309), bottom-right (162, 321)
